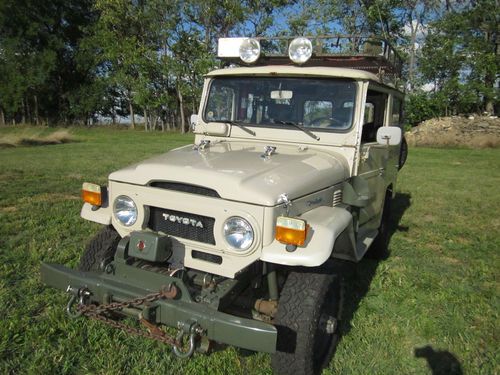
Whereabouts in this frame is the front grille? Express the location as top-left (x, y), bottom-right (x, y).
top-left (148, 207), bottom-right (215, 245)
top-left (150, 181), bottom-right (220, 198)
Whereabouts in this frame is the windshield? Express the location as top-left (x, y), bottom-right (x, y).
top-left (204, 77), bottom-right (356, 130)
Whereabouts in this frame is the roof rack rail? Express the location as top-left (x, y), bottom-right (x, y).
top-left (219, 35), bottom-right (404, 84)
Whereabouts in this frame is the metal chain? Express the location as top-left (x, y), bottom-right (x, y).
top-left (87, 312), bottom-right (179, 346)
top-left (76, 288), bottom-right (181, 347)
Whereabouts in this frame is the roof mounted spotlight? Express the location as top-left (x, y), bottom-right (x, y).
top-left (288, 37), bottom-right (313, 64)
top-left (239, 38), bottom-right (261, 64)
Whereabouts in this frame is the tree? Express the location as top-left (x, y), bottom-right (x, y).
top-left (398, 0), bottom-right (441, 91)
top-left (420, 1), bottom-right (499, 115)
top-left (0, 0), bottom-right (97, 125)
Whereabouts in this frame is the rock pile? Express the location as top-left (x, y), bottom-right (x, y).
top-left (405, 116), bottom-right (500, 148)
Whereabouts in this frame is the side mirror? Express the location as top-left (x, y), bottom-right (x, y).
top-left (377, 126), bottom-right (402, 146)
top-left (190, 114), bottom-right (198, 131)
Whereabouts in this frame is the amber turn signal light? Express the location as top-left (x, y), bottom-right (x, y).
top-left (82, 182), bottom-right (102, 206)
top-left (275, 216), bottom-right (308, 246)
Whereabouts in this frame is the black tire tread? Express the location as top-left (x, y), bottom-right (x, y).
top-left (271, 270), bottom-right (339, 375)
top-left (78, 226), bottom-right (120, 272)
top-left (399, 136), bottom-right (408, 170)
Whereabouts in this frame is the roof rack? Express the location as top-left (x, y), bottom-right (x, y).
top-left (219, 35), bottom-right (404, 84)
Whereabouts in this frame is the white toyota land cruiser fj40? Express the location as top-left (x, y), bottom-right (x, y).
top-left (41, 36), bottom-right (407, 374)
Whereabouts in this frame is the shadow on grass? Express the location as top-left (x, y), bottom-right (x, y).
top-left (415, 345), bottom-right (463, 375)
top-left (337, 192), bottom-right (412, 336)
top-left (18, 138), bottom-right (78, 146)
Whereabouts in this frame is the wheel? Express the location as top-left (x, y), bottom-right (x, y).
top-left (366, 193), bottom-right (392, 259)
top-left (399, 136), bottom-right (408, 170)
top-left (78, 225), bottom-right (121, 271)
top-left (271, 270), bottom-right (343, 375)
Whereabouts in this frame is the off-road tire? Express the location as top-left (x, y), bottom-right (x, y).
top-left (78, 226), bottom-right (121, 272)
top-left (271, 270), bottom-right (343, 375)
top-left (399, 136), bottom-right (408, 170)
top-left (367, 193), bottom-right (392, 259)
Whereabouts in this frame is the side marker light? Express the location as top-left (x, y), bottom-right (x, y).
top-left (82, 182), bottom-right (102, 207)
top-left (275, 216), bottom-right (308, 247)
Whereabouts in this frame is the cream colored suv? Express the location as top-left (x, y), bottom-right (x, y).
top-left (41, 36), bottom-right (406, 375)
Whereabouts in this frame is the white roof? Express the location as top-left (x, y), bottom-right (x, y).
top-left (206, 65), bottom-right (382, 82)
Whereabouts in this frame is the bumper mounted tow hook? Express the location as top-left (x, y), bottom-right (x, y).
top-left (66, 285), bottom-right (90, 318)
top-left (172, 322), bottom-right (203, 358)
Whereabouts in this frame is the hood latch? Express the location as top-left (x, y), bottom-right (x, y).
top-left (261, 145), bottom-right (277, 159)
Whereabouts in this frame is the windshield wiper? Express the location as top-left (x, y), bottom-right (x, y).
top-left (274, 120), bottom-right (320, 141)
top-left (227, 120), bottom-right (256, 136)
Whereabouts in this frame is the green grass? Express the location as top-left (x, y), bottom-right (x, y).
top-left (0, 127), bottom-right (498, 374)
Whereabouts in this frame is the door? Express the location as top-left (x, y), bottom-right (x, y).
top-left (357, 89), bottom-right (389, 231)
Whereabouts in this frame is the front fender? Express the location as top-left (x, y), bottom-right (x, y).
top-left (260, 206), bottom-right (353, 267)
top-left (81, 203), bottom-right (112, 225)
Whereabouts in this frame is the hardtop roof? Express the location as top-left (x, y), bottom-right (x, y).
top-left (206, 65), bottom-right (379, 80)
top-left (205, 65), bottom-right (404, 93)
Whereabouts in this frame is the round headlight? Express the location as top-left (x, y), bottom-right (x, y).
top-left (239, 38), bottom-right (261, 64)
top-left (223, 216), bottom-right (254, 251)
top-left (289, 37), bottom-right (313, 64)
top-left (113, 195), bottom-right (138, 226)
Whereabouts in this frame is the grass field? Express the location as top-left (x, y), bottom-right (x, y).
top-left (0, 127), bottom-right (498, 374)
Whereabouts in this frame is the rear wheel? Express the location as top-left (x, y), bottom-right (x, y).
top-left (79, 226), bottom-right (120, 272)
top-left (399, 136), bottom-right (408, 170)
top-left (271, 270), bottom-right (343, 375)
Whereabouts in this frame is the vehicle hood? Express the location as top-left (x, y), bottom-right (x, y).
top-left (109, 141), bottom-right (349, 206)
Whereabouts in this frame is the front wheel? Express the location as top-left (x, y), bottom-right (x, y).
top-left (78, 226), bottom-right (120, 272)
top-left (271, 270), bottom-right (343, 375)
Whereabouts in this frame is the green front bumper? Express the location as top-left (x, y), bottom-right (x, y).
top-left (40, 262), bottom-right (277, 353)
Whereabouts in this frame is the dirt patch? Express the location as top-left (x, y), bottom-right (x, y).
top-left (442, 256), bottom-right (462, 265)
top-left (405, 116), bottom-right (500, 148)
top-left (0, 129), bottom-right (76, 148)
top-left (1, 206), bottom-right (18, 213)
top-left (422, 214), bottom-right (436, 223)
top-left (30, 193), bottom-right (80, 202)
top-left (427, 243), bottom-right (442, 252)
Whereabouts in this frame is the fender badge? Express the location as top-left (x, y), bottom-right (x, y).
top-left (307, 197), bottom-right (323, 206)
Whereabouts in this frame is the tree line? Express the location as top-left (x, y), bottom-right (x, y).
top-left (0, 0), bottom-right (497, 129)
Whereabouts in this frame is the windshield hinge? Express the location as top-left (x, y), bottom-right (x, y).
top-left (193, 139), bottom-right (211, 152)
top-left (260, 146), bottom-right (277, 159)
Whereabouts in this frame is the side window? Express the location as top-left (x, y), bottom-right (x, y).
top-left (364, 103), bottom-right (374, 124)
top-left (362, 90), bottom-right (388, 143)
top-left (391, 97), bottom-right (402, 125)
top-left (303, 100), bottom-right (333, 126)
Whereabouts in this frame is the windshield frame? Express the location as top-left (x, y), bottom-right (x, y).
top-left (202, 76), bottom-right (358, 134)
